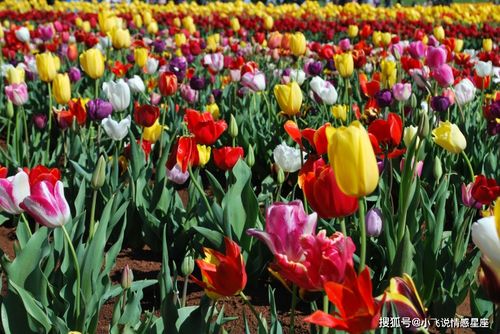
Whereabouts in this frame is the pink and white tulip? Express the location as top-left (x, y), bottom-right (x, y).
top-left (5, 83), bottom-right (29, 106)
top-left (241, 71), bottom-right (266, 92)
top-left (0, 170), bottom-right (30, 214)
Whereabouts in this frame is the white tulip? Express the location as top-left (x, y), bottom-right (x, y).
top-left (309, 76), bottom-right (338, 105)
top-left (472, 216), bottom-right (500, 269)
top-left (15, 27), bottom-right (30, 43)
top-left (474, 61), bottom-right (493, 78)
top-left (403, 126), bottom-right (420, 148)
top-left (127, 75), bottom-right (145, 94)
top-left (203, 53), bottom-right (224, 73)
top-left (273, 142), bottom-right (305, 173)
top-left (145, 57), bottom-right (159, 75)
top-left (101, 115), bottom-right (131, 141)
top-left (454, 78), bottom-right (476, 106)
top-left (289, 69), bottom-right (306, 85)
top-left (103, 79), bottom-right (131, 112)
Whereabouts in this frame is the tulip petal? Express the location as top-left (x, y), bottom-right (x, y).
top-left (304, 311), bottom-right (348, 330)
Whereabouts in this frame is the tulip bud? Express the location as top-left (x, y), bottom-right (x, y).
top-left (277, 166), bottom-right (285, 185)
top-left (181, 252), bottom-right (195, 277)
top-left (33, 114), bottom-right (47, 129)
top-left (91, 155), bottom-right (107, 190)
top-left (120, 264), bottom-right (133, 290)
top-left (246, 145), bottom-right (255, 167)
top-left (366, 208), bottom-right (383, 237)
top-left (418, 111), bottom-right (430, 139)
top-left (6, 100), bottom-right (14, 119)
top-left (229, 114), bottom-right (238, 139)
top-left (433, 157), bottom-right (442, 181)
top-left (410, 93), bottom-right (417, 109)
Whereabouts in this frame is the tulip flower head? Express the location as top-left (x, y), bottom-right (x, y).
top-left (103, 79), bottom-right (131, 112)
top-left (309, 77), bottom-right (338, 105)
top-left (305, 265), bottom-right (385, 333)
top-left (191, 237), bottom-right (247, 300)
top-left (80, 48), bottom-right (105, 79)
top-left (5, 83), bottom-right (29, 106)
top-left (20, 180), bottom-right (71, 228)
top-left (273, 142), bottom-right (304, 173)
top-left (274, 81), bottom-right (302, 117)
top-left (0, 170), bottom-right (30, 214)
top-left (213, 146), bottom-right (244, 171)
top-left (334, 53), bottom-right (354, 78)
top-left (327, 121), bottom-right (379, 197)
top-left (431, 121), bottom-right (466, 154)
top-left (101, 116), bottom-right (131, 141)
top-left (184, 109), bottom-right (227, 145)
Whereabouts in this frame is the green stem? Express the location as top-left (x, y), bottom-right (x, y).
top-left (290, 284), bottom-right (297, 334)
top-left (188, 166), bottom-right (217, 227)
top-left (240, 291), bottom-right (266, 330)
top-left (181, 277), bottom-right (189, 308)
top-left (321, 293), bottom-right (329, 334)
top-left (461, 151), bottom-right (475, 183)
top-left (21, 106), bottom-right (30, 166)
top-left (45, 83), bottom-right (53, 165)
top-left (21, 213), bottom-right (32, 238)
top-left (158, 98), bottom-right (168, 159)
top-left (339, 217), bottom-right (347, 236)
top-left (88, 189), bottom-right (98, 242)
top-left (95, 78), bottom-right (99, 100)
top-left (358, 197), bottom-right (367, 274)
top-left (61, 225), bottom-right (81, 324)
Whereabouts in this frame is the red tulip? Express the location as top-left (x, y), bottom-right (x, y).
top-left (284, 120), bottom-right (329, 155)
top-left (134, 102), bottom-right (160, 127)
top-left (213, 146), bottom-right (244, 171)
top-left (166, 136), bottom-right (199, 173)
top-left (471, 175), bottom-right (500, 205)
top-left (191, 237), bottom-right (247, 299)
top-left (298, 157), bottom-right (358, 219)
top-left (0, 165), bottom-right (7, 178)
top-left (124, 140), bottom-right (152, 161)
top-left (368, 113), bottom-right (405, 159)
top-left (111, 60), bottom-right (133, 78)
top-left (359, 73), bottom-right (381, 98)
top-left (158, 71), bottom-right (178, 96)
top-left (305, 265), bottom-right (385, 334)
top-left (23, 165), bottom-right (61, 186)
top-left (184, 109), bottom-right (227, 145)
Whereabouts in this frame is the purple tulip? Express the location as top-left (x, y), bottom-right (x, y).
top-left (247, 200), bottom-right (317, 261)
top-left (326, 59), bottom-right (336, 71)
top-left (87, 99), bottom-right (113, 121)
top-left (20, 180), bottom-right (71, 228)
top-left (366, 208), bottom-right (383, 237)
top-left (189, 76), bottom-right (205, 90)
top-left (487, 121), bottom-right (500, 136)
top-left (490, 100), bottom-right (500, 118)
top-left (212, 89), bottom-right (222, 101)
top-left (167, 164), bottom-right (190, 185)
top-left (169, 57), bottom-right (187, 81)
top-left (126, 52), bottom-right (135, 64)
top-left (180, 84), bottom-right (199, 104)
top-left (431, 96), bottom-right (451, 113)
top-left (306, 61), bottom-right (322, 76)
top-left (38, 25), bottom-right (54, 41)
top-left (375, 89), bottom-right (393, 108)
top-left (33, 114), bottom-right (48, 129)
top-left (68, 67), bottom-right (81, 83)
top-left (152, 40), bottom-right (166, 53)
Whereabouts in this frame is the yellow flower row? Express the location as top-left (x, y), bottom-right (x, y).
top-left (1, 0), bottom-right (498, 24)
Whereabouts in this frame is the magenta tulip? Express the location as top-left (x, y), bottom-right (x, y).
top-left (426, 46), bottom-right (447, 69)
top-left (5, 83), bottom-right (29, 106)
top-left (432, 64), bottom-right (454, 87)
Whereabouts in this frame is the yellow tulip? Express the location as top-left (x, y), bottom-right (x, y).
top-left (147, 22), bottom-right (158, 34)
top-left (82, 21), bottom-right (91, 33)
top-left (206, 34), bottom-right (219, 52)
top-left (205, 102), bottom-right (220, 119)
top-left (381, 59), bottom-right (397, 88)
top-left (133, 14), bottom-right (143, 28)
top-left (6, 65), bottom-right (25, 84)
top-left (175, 33), bottom-right (187, 47)
top-left (372, 31), bottom-right (382, 47)
top-left (263, 15), bottom-right (274, 30)
top-left (230, 18), bottom-right (240, 32)
top-left (432, 121), bottom-right (467, 154)
top-left (433, 26), bottom-right (445, 41)
top-left (334, 53), bottom-right (354, 78)
top-left (79, 49), bottom-right (105, 79)
top-left (381, 32), bottom-right (392, 46)
top-left (274, 81), bottom-right (302, 117)
top-left (134, 48), bottom-right (148, 68)
top-left (454, 39), bottom-right (464, 53)
top-left (290, 32), bottom-right (306, 57)
top-left (331, 105), bottom-right (348, 122)
top-left (348, 25), bottom-right (359, 38)
top-left (142, 119), bottom-right (165, 143)
top-left (483, 39), bottom-right (493, 52)
top-left (143, 11), bottom-right (153, 25)
top-left (111, 28), bottom-right (131, 49)
top-left (36, 52), bottom-right (58, 82)
top-left (52, 73), bottom-right (71, 105)
top-left (0, 25), bottom-right (3, 39)
top-left (326, 121), bottom-right (379, 197)
top-left (182, 16), bottom-right (196, 34)
top-left (173, 17), bottom-right (181, 28)
top-left (197, 145), bottom-right (211, 167)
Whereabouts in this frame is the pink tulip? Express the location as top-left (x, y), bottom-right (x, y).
top-left (230, 69), bottom-right (241, 82)
top-left (408, 41), bottom-right (425, 59)
top-left (241, 71), bottom-right (266, 92)
top-left (461, 183), bottom-right (482, 209)
top-left (180, 84), bottom-right (198, 104)
top-left (38, 25), bottom-right (54, 41)
top-left (339, 38), bottom-right (351, 51)
top-left (426, 46), bottom-right (447, 69)
top-left (391, 42), bottom-right (404, 58)
top-left (20, 180), bottom-right (71, 228)
top-left (203, 53), bottom-right (224, 73)
top-left (432, 64), bottom-right (454, 87)
top-left (400, 158), bottom-right (423, 178)
top-left (274, 230), bottom-right (356, 291)
top-left (442, 88), bottom-right (455, 105)
top-left (392, 82), bottom-right (412, 101)
top-left (0, 170), bottom-right (30, 214)
top-left (247, 200), bottom-right (317, 262)
top-left (5, 83), bottom-right (29, 106)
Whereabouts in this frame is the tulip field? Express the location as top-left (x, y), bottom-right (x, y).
top-left (0, 0), bottom-right (499, 333)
